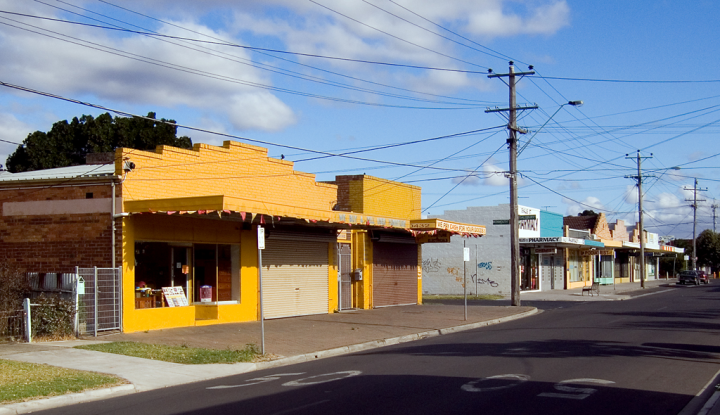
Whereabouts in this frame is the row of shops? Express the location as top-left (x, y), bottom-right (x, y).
top-left (0, 141), bottom-right (485, 333)
top-left (421, 205), bottom-right (685, 295)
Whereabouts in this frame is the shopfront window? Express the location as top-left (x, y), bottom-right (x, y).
top-left (193, 243), bottom-right (240, 304)
top-left (520, 250), bottom-right (538, 291)
top-left (134, 241), bottom-right (239, 308)
top-left (568, 250), bottom-right (581, 282)
top-left (135, 242), bottom-right (191, 308)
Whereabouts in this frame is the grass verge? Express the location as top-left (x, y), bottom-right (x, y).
top-left (75, 342), bottom-right (260, 364)
top-left (0, 359), bottom-right (125, 404)
top-left (423, 294), bottom-right (505, 301)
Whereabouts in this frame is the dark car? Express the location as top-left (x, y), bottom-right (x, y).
top-left (678, 270), bottom-right (709, 285)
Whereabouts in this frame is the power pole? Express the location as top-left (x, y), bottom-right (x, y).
top-left (486, 62), bottom-right (537, 306)
top-left (712, 200), bottom-right (718, 233)
top-left (625, 151), bottom-right (653, 288)
top-left (684, 179), bottom-right (707, 270)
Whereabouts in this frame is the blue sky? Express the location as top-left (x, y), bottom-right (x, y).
top-left (1, 0), bottom-right (719, 239)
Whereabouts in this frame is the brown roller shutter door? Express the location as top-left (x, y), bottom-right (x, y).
top-left (373, 242), bottom-right (418, 307)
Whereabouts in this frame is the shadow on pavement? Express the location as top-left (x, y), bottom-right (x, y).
top-left (56, 373), bottom-right (694, 415)
top-left (360, 339), bottom-right (720, 362)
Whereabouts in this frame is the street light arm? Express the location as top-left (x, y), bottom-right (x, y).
top-left (518, 101), bottom-right (582, 156)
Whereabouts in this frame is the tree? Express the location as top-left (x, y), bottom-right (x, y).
top-left (578, 210), bottom-right (598, 216)
top-left (6, 112), bottom-right (192, 173)
top-left (696, 229), bottom-right (720, 273)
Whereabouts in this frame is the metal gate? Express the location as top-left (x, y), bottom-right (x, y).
top-left (338, 243), bottom-right (352, 310)
top-left (76, 267), bottom-right (122, 336)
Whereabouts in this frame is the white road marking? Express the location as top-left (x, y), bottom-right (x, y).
top-left (207, 373), bottom-right (306, 390)
top-left (282, 371), bottom-right (362, 387)
top-left (461, 374), bottom-right (531, 392)
top-left (538, 378), bottom-right (615, 400)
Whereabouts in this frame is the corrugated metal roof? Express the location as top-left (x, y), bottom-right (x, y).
top-left (0, 164), bottom-right (115, 182)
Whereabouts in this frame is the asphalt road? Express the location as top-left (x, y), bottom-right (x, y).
top-left (41, 281), bottom-right (720, 415)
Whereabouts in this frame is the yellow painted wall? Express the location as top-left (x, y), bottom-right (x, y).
top-left (118, 142), bottom-right (338, 220)
top-left (328, 242), bottom-right (339, 313)
top-left (335, 175), bottom-right (421, 220)
top-left (351, 231), bottom-right (375, 309)
top-left (122, 214), bottom-right (261, 333)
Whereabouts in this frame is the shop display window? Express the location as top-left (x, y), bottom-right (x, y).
top-left (134, 241), bottom-right (239, 308)
top-left (569, 250), bottom-right (582, 282)
top-left (193, 243), bottom-right (240, 304)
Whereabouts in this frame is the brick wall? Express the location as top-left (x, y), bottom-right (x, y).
top-left (0, 184), bottom-right (119, 273)
top-left (330, 174), bottom-right (421, 220)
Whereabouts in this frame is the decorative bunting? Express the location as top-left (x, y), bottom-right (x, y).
top-left (223, 210), bottom-right (232, 214)
top-left (167, 211), bottom-right (177, 215)
top-left (198, 210), bottom-right (206, 215)
top-left (240, 212), bottom-right (246, 221)
top-left (260, 215), bottom-right (265, 224)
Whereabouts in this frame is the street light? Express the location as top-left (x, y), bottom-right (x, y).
top-left (518, 100), bottom-right (583, 155)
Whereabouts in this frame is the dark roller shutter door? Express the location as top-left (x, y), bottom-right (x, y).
top-left (373, 242), bottom-right (418, 307)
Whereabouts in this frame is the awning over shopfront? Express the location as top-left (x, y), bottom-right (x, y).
top-left (410, 219), bottom-right (487, 238)
top-left (519, 236), bottom-right (587, 247)
top-left (409, 218), bottom-right (486, 243)
top-left (124, 195), bottom-right (413, 230)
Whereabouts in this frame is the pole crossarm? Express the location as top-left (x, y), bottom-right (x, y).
top-left (485, 104), bottom-right (539, 113)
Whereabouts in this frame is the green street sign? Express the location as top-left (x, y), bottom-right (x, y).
top-left (493, 220), bottom-right (510, 225)
top-left (519, 215), bottom-right (536, 220)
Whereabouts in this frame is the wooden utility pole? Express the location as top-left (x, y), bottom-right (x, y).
top-left (625, 151), bottom-right (653, 288)
top-left (487, 62), bottom-right (536, 306)
top-left (685, 179), bottom-right (707, 270)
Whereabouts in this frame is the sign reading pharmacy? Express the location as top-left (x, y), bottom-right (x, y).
top-left (520, 237), bottom-right (585, 245)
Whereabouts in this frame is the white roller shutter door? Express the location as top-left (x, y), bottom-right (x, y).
top-left (262, 239), bottom-right (329, 319)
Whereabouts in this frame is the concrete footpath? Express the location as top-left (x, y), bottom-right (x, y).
top-left (2, 278), bottom-right (716, 415)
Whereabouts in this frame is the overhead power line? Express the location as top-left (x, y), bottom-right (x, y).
top-left (537, 75), bottom-right (720, 84)
top-left (0, 10), bottom-right (488, 74)
top-left (307, 0), bottom-right (489, 70)
top-left (0, 80), bottom-right (503, 173)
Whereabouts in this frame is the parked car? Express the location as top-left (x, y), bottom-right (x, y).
top-left (677, 270), bottom-right (709, 285)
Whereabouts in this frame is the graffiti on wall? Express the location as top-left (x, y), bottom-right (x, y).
top-left (422, 258), bottom-right (441, 273)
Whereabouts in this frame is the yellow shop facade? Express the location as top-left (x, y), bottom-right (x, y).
top-left (117, 141), bottom-right (484, 332)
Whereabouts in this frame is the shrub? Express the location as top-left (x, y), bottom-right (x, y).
top-left (30, 295), bottom-right (76, 340)
top-left (0, 264), bottom-right (29, 313)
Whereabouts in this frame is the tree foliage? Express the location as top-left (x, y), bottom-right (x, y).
top-left (696, 229), bottom-right (720, 272)
top-left (578, 210), bottom-right (598, 216)
top-left (6, 112), bottom-right (192, 173)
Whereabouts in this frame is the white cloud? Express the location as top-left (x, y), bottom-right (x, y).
top-left (0, 113), bottom-right (34, 166)
top-left (451, 172), bottom-right (482, 186)
top-left (483, 163), bottom-right (508, 186)
top-left (623, 184), bottom-right (638, 205)
top-left (0, 2), bottom-right (297, 132)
